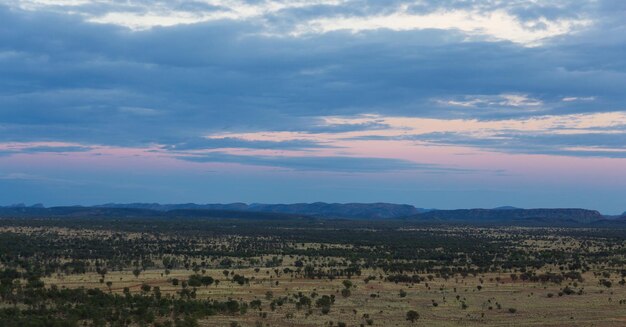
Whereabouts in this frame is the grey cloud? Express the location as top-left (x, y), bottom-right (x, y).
top-left (409, 131), bottom-right (626, 158)
top-left (0, 2), bottom-right (625, 157)
top-left (0, 145), bottom-right (92, 157)
top-left (21, 145), bottom-right (92, 153)
top-left (177, 152), bottom-right (474, 173)
top-left (166, 137), bottom-right (332, 151)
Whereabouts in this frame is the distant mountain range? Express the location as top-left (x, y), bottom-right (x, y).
top-left (411, 208), bottom-right (606, 224)
top-left (0, 205), bottom-right (307, 220)
top-left (94, 202), bottom-right (430, 219)
top-left (0, 202), bottom-right (624, 226)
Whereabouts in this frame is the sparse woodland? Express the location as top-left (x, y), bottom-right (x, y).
top-left (0, 217), bottom-right (625, 326)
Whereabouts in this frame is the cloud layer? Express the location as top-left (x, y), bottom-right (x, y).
top-left (1, 1), bottom-right (625, 212)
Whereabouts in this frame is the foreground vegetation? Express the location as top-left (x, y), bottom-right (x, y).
top-left (0, 217), bottom-right (625, 326)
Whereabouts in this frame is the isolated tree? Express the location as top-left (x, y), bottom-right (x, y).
top-left (406, 310), bottom-right (420, 322)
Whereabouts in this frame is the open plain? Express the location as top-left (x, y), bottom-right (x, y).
top-left (0, 218), bottom-right (625, 326)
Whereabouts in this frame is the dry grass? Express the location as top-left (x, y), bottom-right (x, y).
top-left (42, 267), bottom-right (626, 326)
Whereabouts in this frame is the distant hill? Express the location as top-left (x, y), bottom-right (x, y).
top-left (492, 206), bottom-right (521, 210)
top-left (95, 202), bottom-right (430, 219)
top-left (248, 202), bottom-right (428, 219)
top-left (0, 206), bottom-right (308, 220)
top-left (411, 208), bottom-right (604, 224)
top-left (95, 202), bottom-right (250, 212)
top-left (0, 203), bottom-right (620, 226)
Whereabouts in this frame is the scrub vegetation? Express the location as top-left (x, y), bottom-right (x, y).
top-left (0, 217), bottom-right (625, 326)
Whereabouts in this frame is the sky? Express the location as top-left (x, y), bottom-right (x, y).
top-left (0, 1), bottom-right (625, 213)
